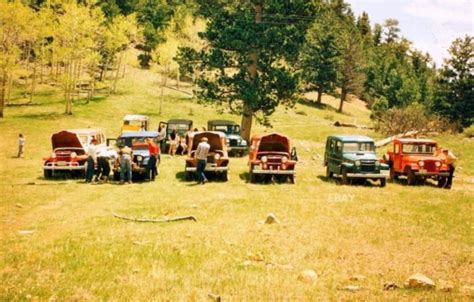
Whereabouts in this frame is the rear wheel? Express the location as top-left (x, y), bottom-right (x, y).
top-left (406, 168), bottom-right (416, 186)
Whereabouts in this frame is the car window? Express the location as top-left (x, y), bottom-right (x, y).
top-left (402, 143), bottom-right (435, 154)
top-left (213, 125), bottom-right (228, 133)
top-left (77, 135), bottom-right (89, 146)
top-left (335, 141), bottom-right (342, 153)
top-left (395, 144), bottom-right (400, 154)
top-left (343, 142), bottom-right (375, 152)
top-left (329, 139), bottom-right (335, 152)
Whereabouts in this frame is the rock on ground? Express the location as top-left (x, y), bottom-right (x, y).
top-left (264, 213), bottom-right (280, 224)
top-left (405, 273), bottom-right (436, 289)
top-left (298, 270), bottom-right (318, 284)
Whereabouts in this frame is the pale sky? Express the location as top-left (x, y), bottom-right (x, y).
top-left (348, 0), bottom-right (473, 66)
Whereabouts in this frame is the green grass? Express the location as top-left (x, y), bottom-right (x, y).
top-left (0, 67), bottom-right (473, 300)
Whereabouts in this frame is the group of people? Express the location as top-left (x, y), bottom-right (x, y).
top-left (435, 147), bottom-right (457, 189)
top-left (84, 137), bottom-right (159, 185)
top-left (162, 126), bottom-right (205, 157)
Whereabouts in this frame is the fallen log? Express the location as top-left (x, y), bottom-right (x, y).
top-left (113, 213), bottom-right (197, 223)
top-left (334, 121), bottom-right (373, 130)
top-left (375, 131), bottom-right (419, 147)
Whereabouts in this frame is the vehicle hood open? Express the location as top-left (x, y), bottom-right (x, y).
top-left (191, 132), bottom-right (224, 152)
top-left (258, 133), bottom-right (290, 153)
top-left (51, 131), bottom-right (84, 150)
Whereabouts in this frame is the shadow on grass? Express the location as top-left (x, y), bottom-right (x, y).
top-left (16, 112), bottom-right (63, 120)
top-left (239, 172), bottom-right (294, 185)
top-left (74, 96), bottom-right (107, 106)
top-left (298, 98), bottom-right (352, 117)
top-left (317, 175), bottom-right (384, 187)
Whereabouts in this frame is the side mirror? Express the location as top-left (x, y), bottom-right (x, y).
top-left (291, 147), bottom-right (298, 161)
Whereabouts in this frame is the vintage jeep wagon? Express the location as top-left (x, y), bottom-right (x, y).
top-left (184, 131), bottom-right (229, 181)
top-left (324, 135), bottom-right (388, 187)
top-left (111, 131), bottom-right (161, 181)
top-left (43, 129), bottom-right (106, 178)
top-left (386, 138), bottom-right (450, 187)
top-left (121, 114), bottom-right (149, 133)
top-left (159, 119), bottom-right (193, 152)
top-left (248, 133), bottom-right (297, 184)
top-left (207, 120), bottom-right (247, 156)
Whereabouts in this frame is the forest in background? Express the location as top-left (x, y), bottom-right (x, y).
top-left (0, 0), bottom-right (472, 136)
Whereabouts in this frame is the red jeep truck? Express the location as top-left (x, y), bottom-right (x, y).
top-left (386, 138), bottom-right (451, 187)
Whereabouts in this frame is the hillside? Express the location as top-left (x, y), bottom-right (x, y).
top-left (0, 67), bottom-right (473, 300)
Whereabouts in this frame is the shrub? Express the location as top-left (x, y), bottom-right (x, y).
top-left (464, 125), bottom-right (474, 138)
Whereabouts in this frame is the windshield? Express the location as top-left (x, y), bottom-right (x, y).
top-left (117, 137), bottom-right (157, 148)
top-left (402, 143), bottom-right (436, 154)
top-left (77, 134), bottom-right (89, 146)
top-left (212, 125), bottom-right (240, 134)
top-left (343, 142), bottom-right (375, 152)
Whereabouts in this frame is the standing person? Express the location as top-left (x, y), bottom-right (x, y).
top-left (168, 128), bottom-right (179, 156)
top-left (85, 139), bottom-right (98, 183)
top-left (17, 134), bottom-right (25, 158)
top-left (443, 149), bottom-right (457, 188)
top-left (158, 124), bottom-right (167, 152)
top-left (119, 145), bottom-right (133, 184)
top-left (146, 138), bottom-right (159, 180)
top-left (195, 137), bottom-right (210, 184)
top-left (179, 136), bottom-right (188, 155)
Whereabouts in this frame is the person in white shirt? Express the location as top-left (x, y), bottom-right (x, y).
top-left (195, 137), bottom-right (210, 184)
top-left (85, 139), bottom-right (97, 183)
top-left (17, 134), bottom-right (25, 158)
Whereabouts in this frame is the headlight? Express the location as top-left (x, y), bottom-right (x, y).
top-left (435, 161), bottom-right (441, 167)
top-left (418, 160), bottom-right (424, 167)
top-left (214, 154), bottom-right (221, 160)
top-left (137, 155), bottom-right (143, 162)
top-left (51, 153), bottom-right (56, 159)
top-left (282, 156), bottom-right (288, 163)
top-left (261, 156), bottom-right (268, 163)
top-left (70, 152), bottom-right (77, 158)
top-left (355, 160), bottom-right (361, 166)
top-left (375, 160), bottom-right (380, 166)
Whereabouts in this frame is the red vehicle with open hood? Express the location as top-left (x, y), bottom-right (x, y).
top-left (184, 131), bottom-right (230, 181)
top-left (386, 138), bottom-right (451, 187)
top-left (43, 129), bottom-right (106, 178)
top-left (248, 133), bottom-right (298, 183)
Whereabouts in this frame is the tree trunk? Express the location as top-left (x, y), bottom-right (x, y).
top-left (317, 86), bottom-right (323, 103)
top-left (159, 69), bottom-right (168, 115)
top-left (112, 52), bottom-right (123, 93)
top-left (241, 2), bottom-right (262, 142)
top-left (29, 60), bottom-right (38, 103)
top-left (338, 87), bottom-right (346, 113)
top-left (6, 72), bottom-right (13, 105)
top-left (0, 69), bottom-right (7, 118)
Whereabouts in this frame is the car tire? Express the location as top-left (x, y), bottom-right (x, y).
top-left (289, 174), bottom-right (295, 184)
top-left (406, 168), bottom-right (416, 186)
top-left (326, 165), bottom-right (333, 179)
top-left (341, 167), bottom-right (349, 185)
top-left (113, 172), bottom-right (120, 181)
top-left (222, 171), bottom-right (229, 182)
top-left (249, 168), bottom-right (256, 183)
top-left (437, 177), bottom-right (447, 188)
top-left (380, 178), bottom-right (386, 187)
top-left (389, 168), bottom-right (398, 182)
top-left (43, 169), bottom-right (52, 179)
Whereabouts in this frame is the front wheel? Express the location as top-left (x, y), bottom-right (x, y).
top-left (289, 174), bottom-right (295, 184)
top-left (437, 177), bottom-right (447, 188)
top-left (380, 178), bottom-right (386, 187)
top-left (389, 168), bottom-right (398, 181)
top-left (326, 165), bottom-right (333, 179)
top-left (406, 168), bottom-right (416, 186)
top-left (341, 167), bottom-right (349, 185)
top-left (222, 171), bottom-right (229, 182)
top-left (43, 169), bottom-right (52, 179)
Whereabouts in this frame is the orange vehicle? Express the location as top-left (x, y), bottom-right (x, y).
top-left (248, 133), bottom-right (298, 183)
top-left (184, 131), bottom-right (229, 181)
top-left (386, 138), bottom-right (451, 187)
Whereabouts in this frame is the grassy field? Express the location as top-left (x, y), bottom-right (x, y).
top-left (0, 66), bottom-right (473, 301)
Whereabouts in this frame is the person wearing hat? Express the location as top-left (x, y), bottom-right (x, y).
top-left (195, 137), bottom-right (210, 184)
top-left (85, 138), bottom-right (98, 183)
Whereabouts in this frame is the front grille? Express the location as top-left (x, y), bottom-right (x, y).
top-left (360, 161), bottom-right (376, 172)
top-left (423, 160), bottom-right (437, 171)
top-left (229, 139), bottom-right (239, 147)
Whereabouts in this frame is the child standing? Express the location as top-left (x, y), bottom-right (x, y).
top-left (17, 134), bottom-right (25, 158)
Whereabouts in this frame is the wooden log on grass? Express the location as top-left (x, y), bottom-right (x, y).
top-left (113, 213), bottom-right (197, 223)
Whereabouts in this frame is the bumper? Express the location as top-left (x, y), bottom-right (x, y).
top-left (43, 164), bottom-right (84, 171)
top-left (346, 173), bottom-right (387, 179)
top-left (252, 169), bottom-right (295, 175)
top-left (414, 172), bottom-right (450, 177)
top-left (228, 146), bottom-right (247, 152)
top-left (185, 166), bottom-right (229, 172)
